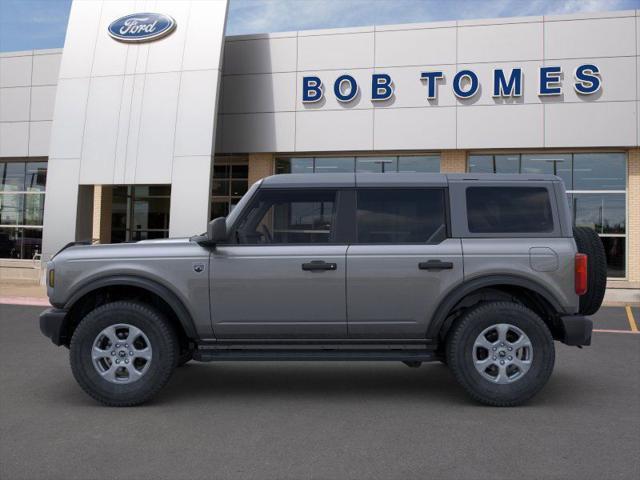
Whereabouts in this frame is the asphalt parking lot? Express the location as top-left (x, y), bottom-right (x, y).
top-left (1, 304), bottom-right (638, 480)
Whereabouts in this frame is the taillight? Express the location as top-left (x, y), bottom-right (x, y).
top-left (575, 253), bottom-right (588, 295)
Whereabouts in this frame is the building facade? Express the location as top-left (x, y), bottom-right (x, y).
top-left (0, 1), bottom-right (638, 286)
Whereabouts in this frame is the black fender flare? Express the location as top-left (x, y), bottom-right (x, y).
top-left (62, 275), bottom-right (198, 339)
top-left (426, 274), bottom-right (566, 340)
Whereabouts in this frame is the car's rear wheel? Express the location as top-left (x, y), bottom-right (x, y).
top-left (70, 301), bottom-right (178, 407)
top-left (446, 301), bottom-right (555, 407)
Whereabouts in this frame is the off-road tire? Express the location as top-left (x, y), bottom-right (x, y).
top-left (573, 226), bottom-right (607, 316)
top-left (70, 301), bottom-right (178, 407)
top-left (446, 302), bottom-right (555, 407)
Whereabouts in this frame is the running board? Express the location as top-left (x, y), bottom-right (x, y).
top-left (193, 348), bottom-right (436, 362)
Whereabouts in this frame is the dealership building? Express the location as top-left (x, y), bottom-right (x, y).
top-left (0, 0), bottom-right (638, 289)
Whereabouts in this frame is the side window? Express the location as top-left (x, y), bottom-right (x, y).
top-left (356, 189), bottom-right (447, 243)
top-left (466, 187), bottom-right (554, 234)
top-left (234, 189), bottom-right (337, 244)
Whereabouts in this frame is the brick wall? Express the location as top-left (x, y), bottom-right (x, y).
top-left (248, 153), bottom-right (274, 185)
top-left (91, 186), bottom-right (113, 244)
top-left (440, 150), bottom-right (467, 172)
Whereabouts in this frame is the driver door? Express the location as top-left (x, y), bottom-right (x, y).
top-left (210, 188), bottom-right (349, 339)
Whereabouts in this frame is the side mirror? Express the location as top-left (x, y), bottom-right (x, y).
top-left (207, 217), bottom-right (227, 244)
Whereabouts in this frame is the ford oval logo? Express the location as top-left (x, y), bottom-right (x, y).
top-left (108, 13), bottom-right (176, 43)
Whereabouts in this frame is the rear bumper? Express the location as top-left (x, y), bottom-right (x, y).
top-left (39, 308), bottom-right (68, 346)
top-left (559, 314), bottom-right (593, 346)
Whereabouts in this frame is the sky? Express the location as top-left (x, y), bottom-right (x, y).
top-left (1, 0), bottom-right (639, 52)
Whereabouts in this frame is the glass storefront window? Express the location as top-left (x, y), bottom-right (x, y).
top-left (211, 158), bottom-right (249, 219)
top-left (468, 152), bottom-right (627, 278)
top-left (0, 162), bottom-right (26, 192)
top-left (276, 155), bottom-right (441, 174)
top-left (571, 193), bottom-right (625, 235)
top-left (0, 194), bottom-right (24, 225)
top-left (601, 237), bottom-right (625, 278)
top-left (25, 162), bottom-right (47, 192)
top-left (110, 185), bottom-right (171, 243)
top-left (494, 155), bottom-right (520, 173)
top-left (0, 160), bottom-right (47, 259)
top-left (314, 157), bottom-right (355, 173)
top-left (467, 155), bottom-right (494, 173)
top-left (573, 153), bottom-right (626, 190)
top-left (275, 157), bottom-right (313, 174)
top-left (398, 156), bottom-right (440, 173)
top-left (356, 156), bottom-right (397, 173)
top-left (521, 154), bottom-right (572, 187)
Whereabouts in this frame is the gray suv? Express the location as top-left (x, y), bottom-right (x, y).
top-left (40, 173), bottom-right (606, 407)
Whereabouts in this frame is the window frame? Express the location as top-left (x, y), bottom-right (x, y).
top-left (352, 187), bottom-right (450, 245)
top-left (0, 159), bottom-right (48, 259)
top-left (449, 181), bottom-right (562, 238)
top-left (224, 187), bottom-right (352, 246)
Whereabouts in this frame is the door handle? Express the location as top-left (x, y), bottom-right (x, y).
top-left (302, 260), bottom-right (337, 272)
top-left (419, 260), bottom-right (454, 271)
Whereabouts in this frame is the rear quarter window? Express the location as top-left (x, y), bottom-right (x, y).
top-left (466, 187), bottom-right (554, 234)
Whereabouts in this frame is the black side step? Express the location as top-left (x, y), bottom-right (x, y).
top-left (193, 349), bottom-right (436, 362)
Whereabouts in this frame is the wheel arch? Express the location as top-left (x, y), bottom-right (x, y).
top-left (427, 275), bottom-right (565, 342)
top-left (59, 275), bottom-right (197, 347)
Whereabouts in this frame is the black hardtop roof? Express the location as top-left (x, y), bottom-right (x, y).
top-left (259, 172), bottom-right (561, 188)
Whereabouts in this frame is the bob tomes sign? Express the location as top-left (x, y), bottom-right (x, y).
top-left (108, 13), bottom-right (176, 43)
top-left (302, 64), bottom-right (601, 103)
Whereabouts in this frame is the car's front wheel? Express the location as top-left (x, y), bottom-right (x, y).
top-left (70, 301), bottom-right (178, 407)
top-left (446, 301), bottom-right (555, 407)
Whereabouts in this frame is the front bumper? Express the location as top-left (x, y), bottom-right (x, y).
top-left (39, 308), bottom-right (68, 346)
top-left (559, 315), bottom-right (593, 346)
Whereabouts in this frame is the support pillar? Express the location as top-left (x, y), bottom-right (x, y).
top-left (248, 153), bottom-right (274, 186)
top-left (440, 150), bottom-right (467, 173)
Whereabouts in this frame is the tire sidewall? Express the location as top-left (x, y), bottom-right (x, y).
top-left (70, 303), bottom-right (177, 405)
top-left (448, 303), bottom-right (555, 405)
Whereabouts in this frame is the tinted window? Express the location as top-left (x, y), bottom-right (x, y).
top-left (235, 189), bottom-right (336, 244)
top-left (398, 155), bottom-right (440, 173)
top-left (356, 189), bottom-right (447, 243)
top-left (466, 187), bottom-right (554, 234)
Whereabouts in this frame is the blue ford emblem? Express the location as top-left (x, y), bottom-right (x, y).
top-left (108, 13), bottom-right (176, 43)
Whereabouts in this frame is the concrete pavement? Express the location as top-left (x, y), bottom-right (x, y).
top-left (0, 304), bottom-right (638, 480)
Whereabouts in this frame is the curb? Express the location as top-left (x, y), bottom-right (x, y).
top-left (0, 297), bottom-right (51, 307)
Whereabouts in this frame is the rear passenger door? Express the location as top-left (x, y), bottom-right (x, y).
top-left (346, 188), bottom-right (463, 338)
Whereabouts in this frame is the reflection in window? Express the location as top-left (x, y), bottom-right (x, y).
top-left (110, 186), bottom-right (171, 243)
top-left (314, 157), bottom-right (355, 173)
top-left (398, 156), bottom-right (440, 172)
top-left (467, 187), bottom-right (554, 234)
top-left (276, 155), bottom-right (440, 174)
top-left (0, 160), bottom-right (47, 259)
top-left (211, 158), bottom-right (249, 220)
top-left (357, 189), bottom-right (447, 243)
top-left (468, 152), bottom-right (627, 277)
top-left (357, 156), bottom-right (397, 173)
top-left (236, 189), bottom-right (336, 245)
top-left (571, 194), bottom-right (625, 235)
top-left (521, 154), bottom-right (572, 187)
top-left (573, 153), bottom-right (626, 190)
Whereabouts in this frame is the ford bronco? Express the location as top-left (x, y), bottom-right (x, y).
top-left (40, 173), bottom-right (606, 406)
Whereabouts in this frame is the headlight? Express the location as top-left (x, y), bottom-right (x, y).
top-left (48, 268), bottom-right (55, 288)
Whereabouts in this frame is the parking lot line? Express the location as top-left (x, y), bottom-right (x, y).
top-left (593, 328), bottom-right (640, 334)
top-left (625, 305), bottom-right (638, 332)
